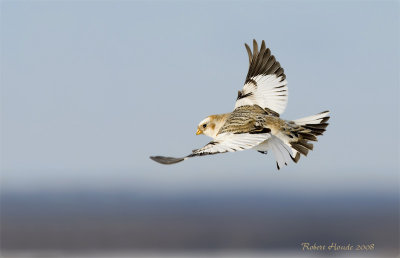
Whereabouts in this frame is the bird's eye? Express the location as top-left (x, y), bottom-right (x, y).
top-left (202, 124), bottom-right (207, 128)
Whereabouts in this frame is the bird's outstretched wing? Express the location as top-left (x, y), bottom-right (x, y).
top-left (150, 133), bottom-right (270, 165)
top-left (235, 39), bottom-right (288, 115)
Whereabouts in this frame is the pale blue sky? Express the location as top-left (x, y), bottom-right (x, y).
top-left (1, 1), bottom-right (399, 194)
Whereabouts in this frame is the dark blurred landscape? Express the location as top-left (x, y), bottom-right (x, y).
top-left (1, 191), bottom-right (398, 257)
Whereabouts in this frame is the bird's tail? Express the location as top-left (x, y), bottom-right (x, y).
top-left (266, 111), bottom-right (330, 169)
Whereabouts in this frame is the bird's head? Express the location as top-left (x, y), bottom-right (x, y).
top-left (196, 116), bottom-right (216, 137)
top-left (196, 114), bottom-right (229, 139)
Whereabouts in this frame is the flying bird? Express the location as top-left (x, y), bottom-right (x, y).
top-left (150, 40), bottom-right (330, 169)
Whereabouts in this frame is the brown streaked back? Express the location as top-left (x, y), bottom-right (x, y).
top-left (218, 105), bottom-right (270, 135)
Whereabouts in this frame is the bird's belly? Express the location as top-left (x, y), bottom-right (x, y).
top-left (253, 140), bottom-right (270, 151)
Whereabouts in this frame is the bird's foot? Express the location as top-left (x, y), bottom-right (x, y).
top-left (258, 151), bottom-right (268, 155)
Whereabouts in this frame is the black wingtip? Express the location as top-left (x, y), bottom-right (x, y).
top-left (260, 40), bottom-right (266, 51)
top-left (253, 39), bottom-right (258, 55)
top-left (150, 156), bottom-right (185, 165)
top-left (261, 39), bottom-right (266, 46)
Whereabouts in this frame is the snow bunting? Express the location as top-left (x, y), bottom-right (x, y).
top-left (150, 40), bottom-right (330, 169)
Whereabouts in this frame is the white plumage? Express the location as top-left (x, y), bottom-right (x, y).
top-left (235, 74), bottom-right (288, 114)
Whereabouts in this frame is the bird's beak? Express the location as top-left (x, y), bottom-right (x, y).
top-left (196, 128), bottom-right (202, 135)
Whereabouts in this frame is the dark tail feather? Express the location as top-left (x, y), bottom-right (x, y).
top-left (288, 111), bottom-right (330, 161)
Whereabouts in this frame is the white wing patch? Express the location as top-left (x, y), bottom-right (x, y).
top-left (266, 136), bottom-right (293, 169)
top-left (149, 133), bottom-right (270, 165)
top-left (293, 111), bottom-right (330, 125)
top-left (191, 133), bottom-right (271, 156)
top-left (235, 74), bottom-right (288, 114)
top-left (254, 135), bottom-right (294, 170)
